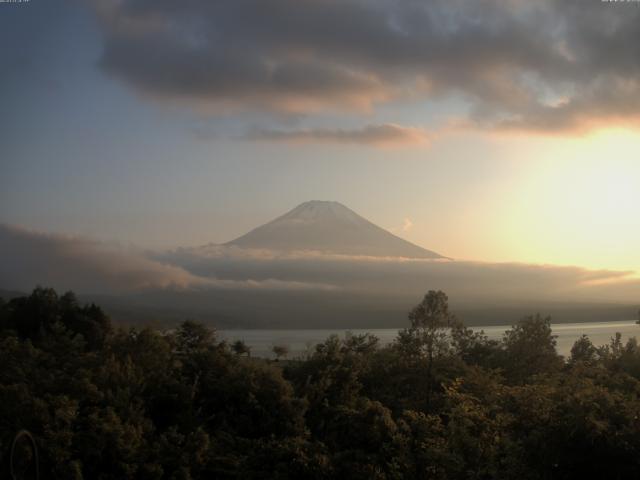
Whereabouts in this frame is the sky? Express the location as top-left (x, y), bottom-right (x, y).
top-left (1, 0), bottom-right (640, 274)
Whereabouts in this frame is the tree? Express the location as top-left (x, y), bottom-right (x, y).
top-left (175, 319), bottom-right (216, 354)
top-left (0, 297), bottom-right (7, 332)
top-left (272, 344), bottom-right (290, 361)
top-left (406, 291), bottom-right (456, 357)
top-left (342, 332), bottom-right (379, 355)
top-left (502, 314), bottom-right (563, 383)
top-left (569, 335), bottom-right (598, 365)
top-left (5, 286), bottom-right (60, 341)
top-left (450, 322), bottom-right (501, 367)
top-left (59, 292), bottom-right (112, 350)
top-left (3, 287), bottom-right (112, 350)
top-left (401, 290), bottom-right (458, 408)
top-left (6, 286), bottom-right (640, 478)
top-left (232, 339), bottom-right (251, 357)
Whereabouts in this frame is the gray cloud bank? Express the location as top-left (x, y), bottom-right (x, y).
top-left (0, 225), bottom-right (332, 294)
top-left (92, 0), bottom-right (640, 133)
top-left (156, 244), bottom-right (640, 304)
top-left (2, 224), bottom-right (639, 326)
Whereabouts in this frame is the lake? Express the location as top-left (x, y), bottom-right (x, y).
top-left (220, 320), bottom-right (640, 359)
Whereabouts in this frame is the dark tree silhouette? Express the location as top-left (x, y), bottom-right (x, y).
top-left (232, 339), bottom-right (251, 357)
top-left (272, 344), bottom-right (289, 360)
top-left (2, 287), bottom-right (640, 479)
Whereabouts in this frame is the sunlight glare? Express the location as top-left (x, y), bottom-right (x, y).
top-left (504, 129), bottom-right (640, 272)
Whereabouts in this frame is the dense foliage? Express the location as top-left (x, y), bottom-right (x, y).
top-left (2, 288), bottom-right (640, 479)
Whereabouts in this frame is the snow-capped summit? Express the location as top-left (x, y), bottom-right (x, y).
top-left (225, 201), bottom-right (444, 259)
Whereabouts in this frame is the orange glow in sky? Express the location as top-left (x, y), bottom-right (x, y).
top-left (402, 129), bottom-right (640, 273)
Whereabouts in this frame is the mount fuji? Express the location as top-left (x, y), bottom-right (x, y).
top-left (225, 200), bottom-right (444, 259)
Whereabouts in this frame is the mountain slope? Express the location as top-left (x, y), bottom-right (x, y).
top-left (225, 200), bottom-right (444, 259)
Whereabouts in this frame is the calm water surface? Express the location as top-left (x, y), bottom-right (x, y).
top-left (220, 321), bottom-right (639, 359)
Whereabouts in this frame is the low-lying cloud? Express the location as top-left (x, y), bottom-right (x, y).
top-left (91, 0), bottom-right (640, 133)
top-left (156, 244), bottom-right (640, 304)
top-left (2, 224), bottom-right (638, 306)
top-left (0, 225), bottom-right (334, 294)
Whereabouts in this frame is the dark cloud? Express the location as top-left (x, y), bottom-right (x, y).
top-left (244, 123), bottom-right (429, 146)
top-left (154, 244), bottom-right (640, 304)
top-left (90, 0), bottom-right (640, 133)
top-left (2, 223), bottom-right (638, 309)
top-left (0, 225), bottom-right (333, 294)
top-left (0, 224), bottom-right (204, 294)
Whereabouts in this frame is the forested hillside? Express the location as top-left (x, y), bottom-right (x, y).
top-left (2, 288), bottom-right (640, 479)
